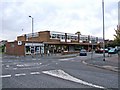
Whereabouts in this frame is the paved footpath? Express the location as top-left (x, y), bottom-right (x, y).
top-left (83, 54), bottom-right (119, 72)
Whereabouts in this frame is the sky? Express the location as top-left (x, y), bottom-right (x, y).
top-left (0, 0), bottom-right (119, 41)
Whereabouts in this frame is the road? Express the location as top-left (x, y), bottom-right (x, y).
top-left (1, 53), bottom-right (118, 89)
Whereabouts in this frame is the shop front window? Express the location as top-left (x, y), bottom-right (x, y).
top-left (35, 46), bottom-right (40, 54)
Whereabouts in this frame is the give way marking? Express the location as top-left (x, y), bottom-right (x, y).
top-left (42, 69), bottom-right (105, 89)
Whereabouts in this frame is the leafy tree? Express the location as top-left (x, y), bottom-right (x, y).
top-left (75, 31), bottom-right (81, 42)
top-left (114, 25), bottom-right (120, 45)
top-left (75, 31), bottom-right (81, 35)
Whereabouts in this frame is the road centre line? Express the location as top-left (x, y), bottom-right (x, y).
top-left (1, 72), bottom-right (41, 78)
top-left (30, 72), bottom-right (41, 75)
top-left (58, 59), bottom-right (70, 61)
top-left (0, 75), bottom-right (11, 78)
top-left (15, 73), bottom-right (26, 76)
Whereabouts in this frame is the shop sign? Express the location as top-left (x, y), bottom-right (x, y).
top-left (25, 43), bottom-right (44, 46)
top-left (18, 41), bottom-right (22, 45)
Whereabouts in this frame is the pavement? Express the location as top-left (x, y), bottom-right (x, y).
top-left (82, 53), bottom-right (119, 72)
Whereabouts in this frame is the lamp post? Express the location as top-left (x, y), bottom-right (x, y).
top-left (102, 0), bottom-right (105, 61)
top-left (29, 16), bottom-right (34, 57)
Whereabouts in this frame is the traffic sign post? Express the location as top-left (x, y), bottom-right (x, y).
top-left (91, 40), bottom-right (95, 60)
top-left (118, 51), bottom-right (120, 60)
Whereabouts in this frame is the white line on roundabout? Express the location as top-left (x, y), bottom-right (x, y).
top-left (42, 69), bottom-right (105, 89)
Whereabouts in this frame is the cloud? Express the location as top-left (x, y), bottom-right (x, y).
top-left (1, 0), bottom-right (119, 41)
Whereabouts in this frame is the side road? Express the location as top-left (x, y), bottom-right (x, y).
top-left (82, 54), bottom-right (119, 72)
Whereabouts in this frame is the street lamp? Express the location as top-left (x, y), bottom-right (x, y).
top-left (29, 16), bottom-right (34, 57)
top-left (102, 0), bottom-right (105, 61)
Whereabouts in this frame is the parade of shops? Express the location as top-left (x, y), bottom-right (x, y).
top-left (6, 31), bottom-right (103, 56)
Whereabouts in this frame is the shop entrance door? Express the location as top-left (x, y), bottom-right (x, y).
top-left (35, 46), bottom-right (40, 54)
top-left (30, 46), bottom-right (35, 54)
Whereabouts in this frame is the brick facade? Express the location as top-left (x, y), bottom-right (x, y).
top-left (17, 31), bottom-right (50, 42)
top-left (6, 31), bottom-right (101, 56)
top-left (6, 41), bottom-right (25, 56)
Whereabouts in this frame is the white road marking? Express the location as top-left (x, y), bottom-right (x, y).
top-left (16, 64), bottom-right (24, 67)
top-left (6, 65), bottom-right (10, 68)
top-left (58, 59), bottom-right (69, 61)
top-left (15, 73), bottom-right (26, 76)
top-left (82, 61), bottom-right (88, 65)
top-left (42, 69), bottom-right (105, 89)
top-left (5, 63), bottom-right (49, 70)
top-left (0, 75), bottom-right (11, 78)
top-left (36, 63), bottom-right (42, 65)
top-left (17, 63), bottom-right (42, 67)
top-left (30, 72), bottom-right (40, 75)
top-left (13, 68), bottom-right (17, 70)
top-left (32, 59), bottom-right (36, 60)
top-left (58, 58), bottom-right (75, 61)
top-left (102, 65), bottom-right (118, 69)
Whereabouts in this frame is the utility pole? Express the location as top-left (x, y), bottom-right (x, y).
top-left (91, 40), bottom-right (94, 60)
top-left (102, 0), bottom-right (105, 61)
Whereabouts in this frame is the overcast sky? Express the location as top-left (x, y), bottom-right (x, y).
top-left (1, 0), bottom-right (119, 41)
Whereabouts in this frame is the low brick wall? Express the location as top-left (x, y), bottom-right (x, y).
top-left (6, 41), bottom-right (25, 56)
top-left (61, 51), bottom-right (79, 55)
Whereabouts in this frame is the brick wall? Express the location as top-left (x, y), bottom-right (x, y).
top-left (38, 31), bottom-right (50, 42)
top-left (17, 35), bottom-right (26, 41)
top-left (6, 41), bottom-right (25, 56)
top-left (17, 31), bottom-right (50, 42)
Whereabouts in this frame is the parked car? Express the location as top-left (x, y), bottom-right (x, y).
top-left (105, 48), bottom-right (108, 53)
top-left (80, 49), bottom-right (87, 56)
top-left (95, 48), bottom-right (108, 53)
top-left (108, 48), bottom-right (117, 54)
top-left (95, 48), bottom-right (103, 53)
top-left (115, 46), bottom-right (120, 52)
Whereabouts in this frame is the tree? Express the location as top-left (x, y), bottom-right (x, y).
top-left (75, 31), bottom-right (81, 43)
top-left (114, 25), bottom-right (120, 45)
top-left (75, 31), bottom-right (81, 35)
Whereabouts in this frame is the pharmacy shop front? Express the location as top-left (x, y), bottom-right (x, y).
top-left (25, 43), bottom-right (44, 55)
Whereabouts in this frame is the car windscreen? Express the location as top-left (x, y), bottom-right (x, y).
top-left (80, 50), bottom-right (86, 52)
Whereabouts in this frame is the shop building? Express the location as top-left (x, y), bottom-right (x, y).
top-left (6, 31), bottom-right (103, 56)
